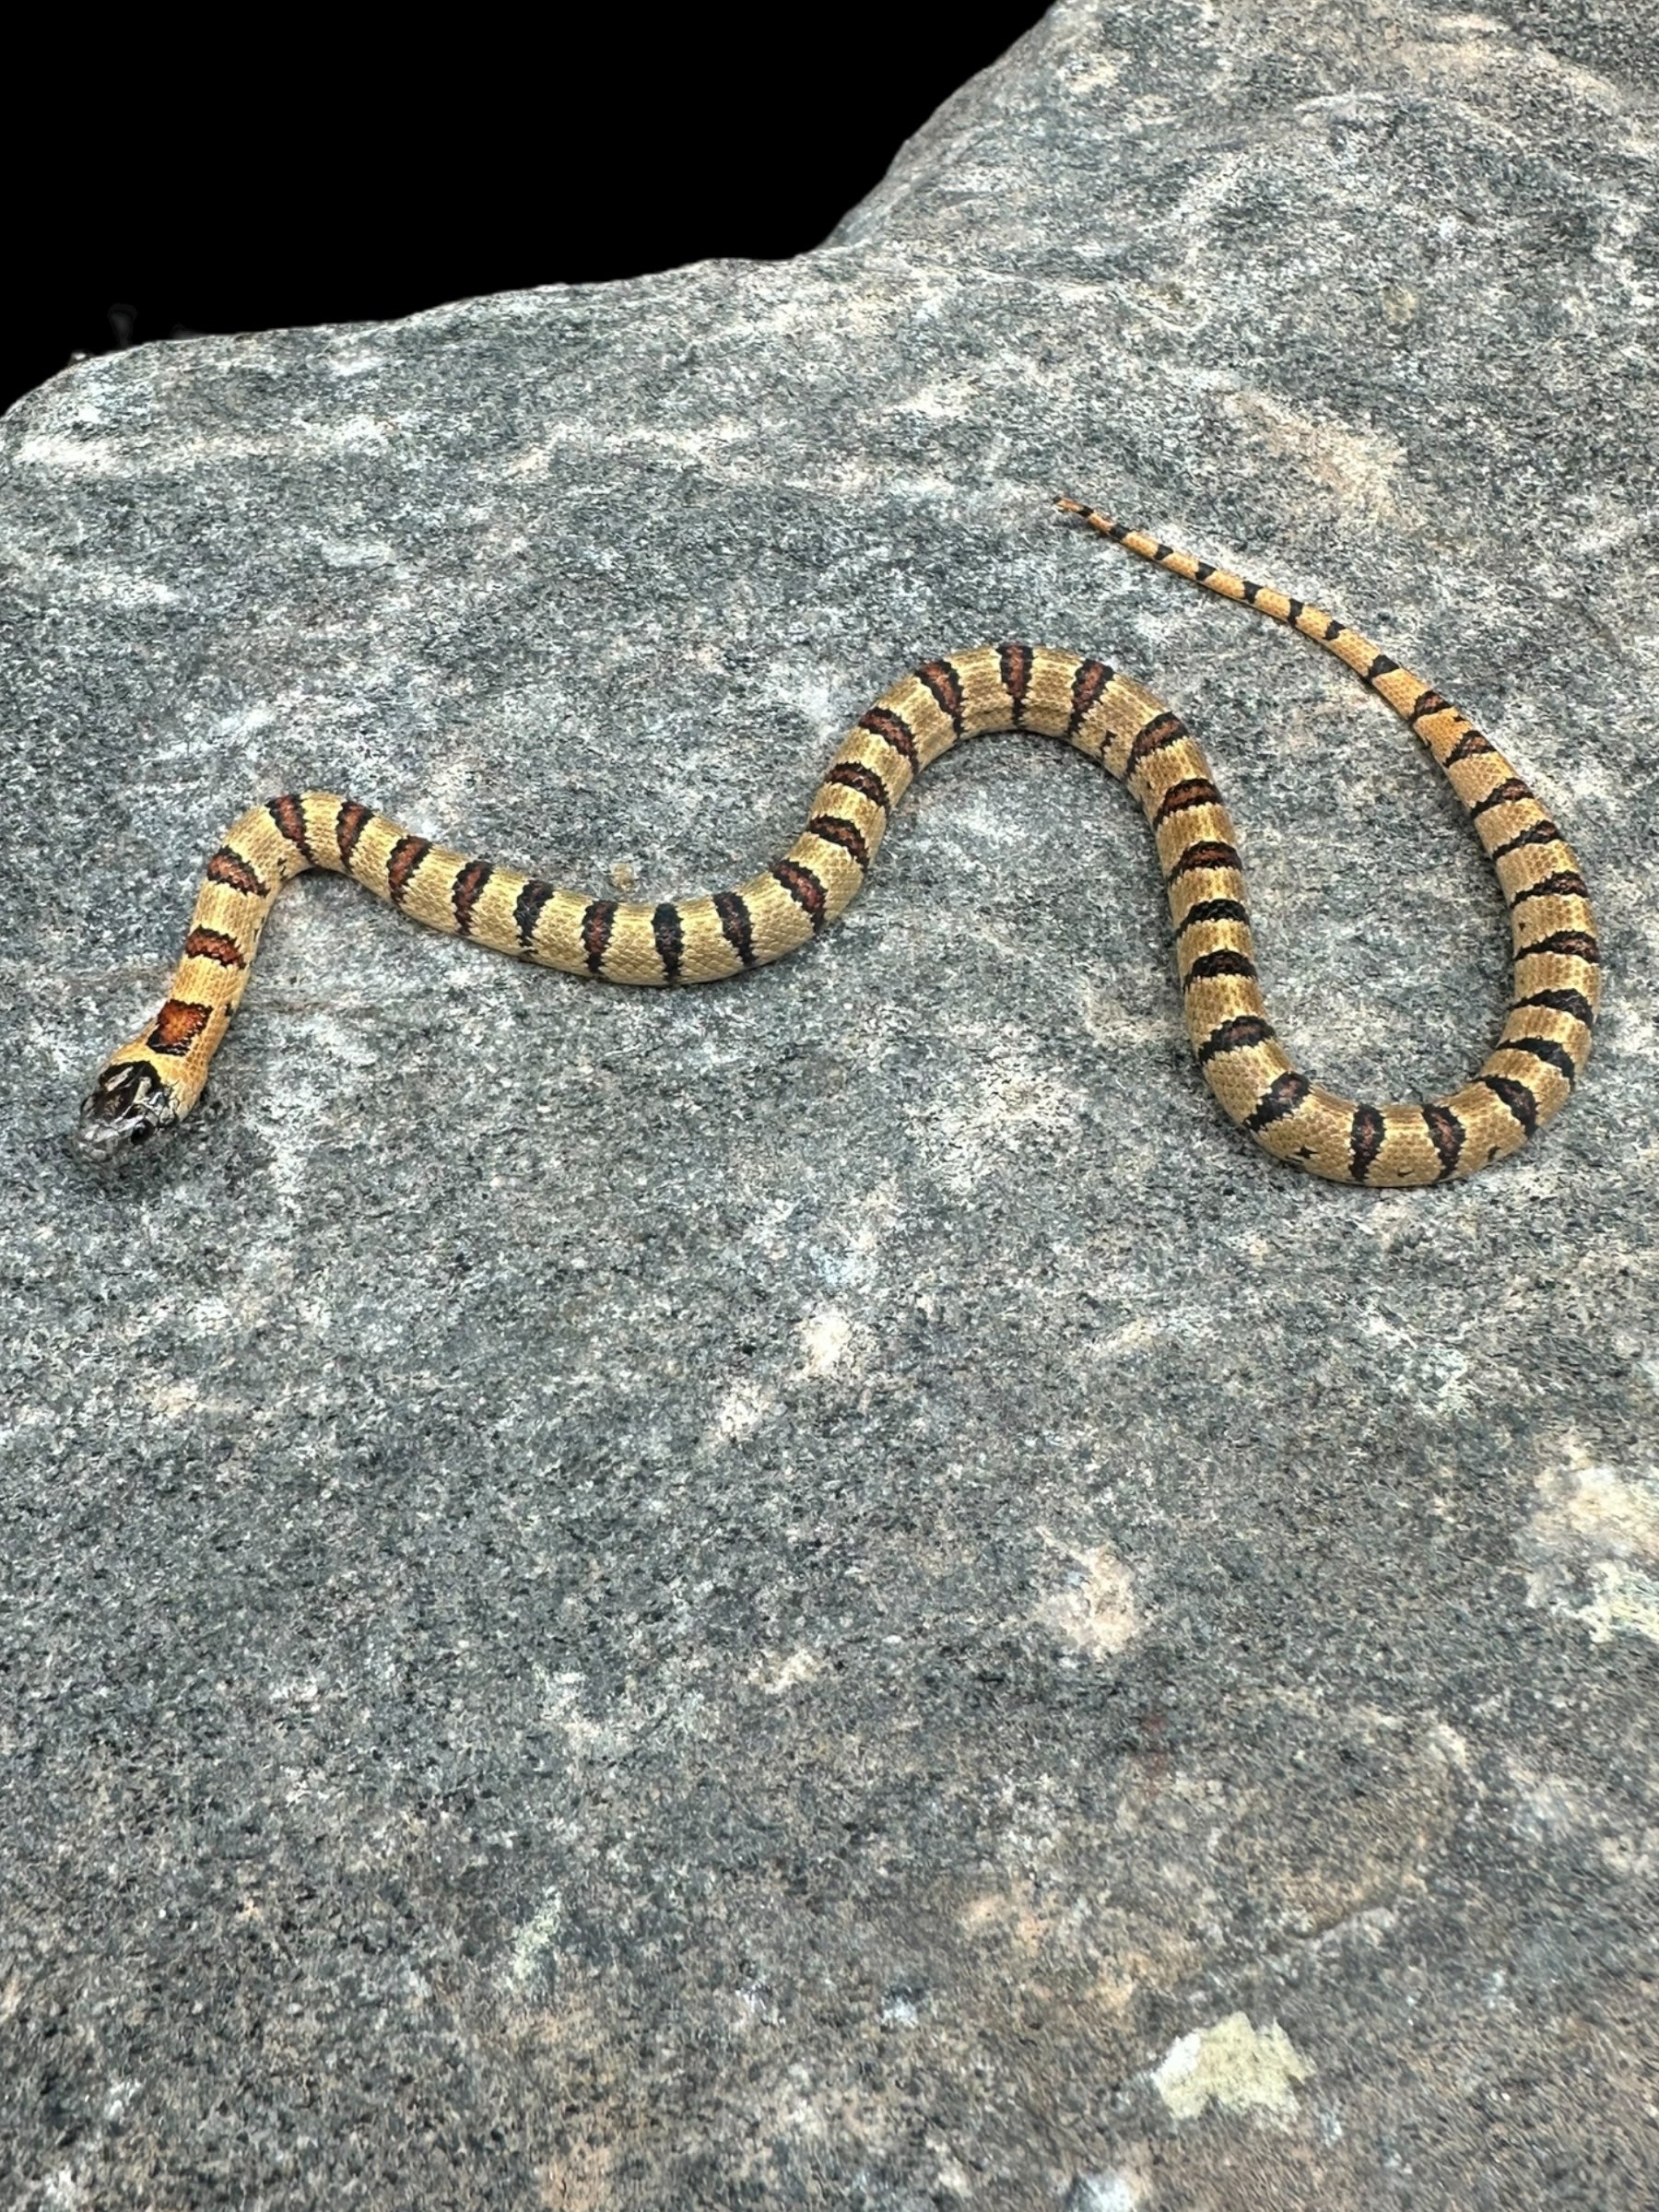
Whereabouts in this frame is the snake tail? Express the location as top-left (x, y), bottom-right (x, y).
top-left (76, 505), bottom-right (1597, 1182)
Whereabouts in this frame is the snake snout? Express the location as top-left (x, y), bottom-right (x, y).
top-left (73, 1062), bottom-right (181, 1164)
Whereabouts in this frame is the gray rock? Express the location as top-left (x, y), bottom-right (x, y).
top-left (2, 3), bottom-right (1654, 2205)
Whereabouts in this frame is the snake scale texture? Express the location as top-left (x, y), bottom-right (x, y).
top-left (76, 502), bottom-right (1599, 1182)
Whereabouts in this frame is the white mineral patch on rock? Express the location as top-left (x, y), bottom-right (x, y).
top-left (755, 1649), bottom-right (826, 1695)
top-left (1577, 1564), bottom-right (1659, 1646)
top-left (910, 1029), bottom-right (1084, 1198)
top-left (1037, 1534), bottom-right (1140, 1657)
top-left (1067, 2172), bottom-right (1141, 2212)
top-left (799, 1306), bottom-right (853, 1378)
top-left (1220, 389), bottom-right (1422, 524)
top-left (1524, 1446), bottom-right (1659, 1646)
top-left (1152, 2012), bottom-right (1312, 2123)
top-left (504, 1893), bottom-right (564, 1992)
top-left (708, 1375), bottom-right (777, 1445)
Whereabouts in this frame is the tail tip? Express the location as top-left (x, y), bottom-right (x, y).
top-left (1054, 496), bottom-right (1120, 535)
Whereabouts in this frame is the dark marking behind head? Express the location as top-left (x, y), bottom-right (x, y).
top-left (147, 999), bottom-right (212, 1056)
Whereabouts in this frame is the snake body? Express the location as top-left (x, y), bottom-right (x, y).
top-left (76, 504), bottom-right (1598, 1182)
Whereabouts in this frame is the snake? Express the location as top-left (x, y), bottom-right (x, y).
top-left (74, 500), bottom-right (1599, 1183)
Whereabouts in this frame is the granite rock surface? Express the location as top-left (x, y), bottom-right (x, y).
top-left (2, 3), bottom-right (1656, 2206)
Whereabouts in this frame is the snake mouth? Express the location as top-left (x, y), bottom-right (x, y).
top-left (74, 1061), bottom-right (182, 1164)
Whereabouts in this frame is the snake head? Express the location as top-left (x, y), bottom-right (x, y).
top-left (74, 1060), bottom-right (182, 1164)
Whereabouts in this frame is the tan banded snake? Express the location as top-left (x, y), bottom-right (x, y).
top-left (76, 500), bottom-right (1598, 1184)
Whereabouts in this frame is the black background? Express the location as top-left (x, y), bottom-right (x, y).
top-left (4, 8), bottom-right (1051, 417)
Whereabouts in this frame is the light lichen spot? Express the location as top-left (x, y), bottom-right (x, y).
top-left (799, 1306), bottom-right (853, 1378)
top-left (1578, 1562), bottom-right (1659, 1645)
top-left (911, 1028), bottom-right (1082, 1197)
top-left (708, 1376), bottom-right (775, 1445)
top-left (1524, 1445), bottom-right (1659, 1646)
top-left (1037, 1535), bottom-right (1140, 1657)
top-left (503, 1894), bottom-right (564, 1993)
top-left (1066, 2174), bottom-right (1141, 2212)
top-left (755, 1649), bottom-right (826, 1696)
top-left (1153, 2012), bottom-right (1312, 2123)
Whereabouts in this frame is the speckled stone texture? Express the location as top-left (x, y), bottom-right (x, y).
top-left (3, 4), bottom-right (1655, 2206)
